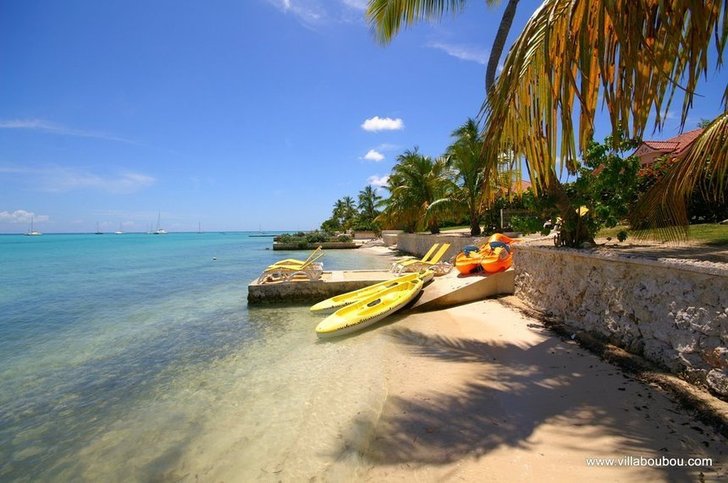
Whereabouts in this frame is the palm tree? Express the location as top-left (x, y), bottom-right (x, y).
top-left (366, 0), bottom-right (520, 95)
top-left (358, 185), bottom-right (383, 227)
top-left (338, 196), bottom-right (358, 231)
top-left (379, 148), bottom-right (450, 233)
top-left (429, 118), bottom-right (491, 235)
top-left (369, 0), bottom-right (727, 244)
top-left (480, 0), bottom-right (726, 244)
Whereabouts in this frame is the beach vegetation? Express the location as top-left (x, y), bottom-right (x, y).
top-left (636, 151), bottom-right (728, 227)
top-left (558, 132), bottom-right (641, 243)
top-left (367, 0), bottom-right (727, 247)
top-left (376, 148), bottom-right (451, 234)
top-left (429, 118), bottom-right (492, 236)
top-left (274, 231), bottom-right (352, 246)
top-left (320, 185), bottom-right (384, 235)
top-left (356, 185), bottom-right (383, 234)
top-left (320, 196), bottom-right (358, 233)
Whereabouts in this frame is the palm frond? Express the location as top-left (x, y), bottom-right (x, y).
top-left (367, 0), bottom-right (467, 44)
top-left (483, 0), bottom-right (727, 204)
top-left (631, 111), bottom-right (728, 239)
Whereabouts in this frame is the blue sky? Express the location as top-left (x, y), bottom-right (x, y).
top-left (1, 0), bottom-right (726, 233)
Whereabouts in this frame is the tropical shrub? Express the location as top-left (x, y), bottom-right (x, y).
top-left (509, 215), bottom-right (544, 235)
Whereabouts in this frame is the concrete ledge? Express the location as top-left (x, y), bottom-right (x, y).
top-left (247, 270), bottom-right (395, 305)
top-left (412, 269), bottom-right (515, 312)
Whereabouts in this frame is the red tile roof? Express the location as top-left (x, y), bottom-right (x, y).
top-left (634, 128), bottom-right (704, 165)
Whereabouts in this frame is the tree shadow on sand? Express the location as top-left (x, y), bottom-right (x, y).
top-left (333, 327), bottom-right (727, 481)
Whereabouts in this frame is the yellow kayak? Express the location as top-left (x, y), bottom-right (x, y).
top-left (315, 278), bottom-right (424, 339)
top-left (310, 271), bottom-right (433, 315)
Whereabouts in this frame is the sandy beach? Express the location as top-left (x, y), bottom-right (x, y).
top-left (331, 270), bottom-right (728, 481)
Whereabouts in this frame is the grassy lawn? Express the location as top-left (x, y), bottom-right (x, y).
top-left (440, 225), bottom-right (471, 232)
top-left (597, 223), bottom-right (728, 246)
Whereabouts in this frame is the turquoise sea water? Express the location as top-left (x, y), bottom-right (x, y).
top-left (0, 233), bottom-right (393, 481)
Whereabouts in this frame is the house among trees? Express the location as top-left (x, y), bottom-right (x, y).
top-left (632, 128), bottom-right (704, 167)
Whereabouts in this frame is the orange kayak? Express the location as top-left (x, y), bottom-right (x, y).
top-left (480, 246), bottom-right (512, 273)
top-left (455, 233), bottom-right (515, 275)
top-left (455, 251), bottom-right (483, 275)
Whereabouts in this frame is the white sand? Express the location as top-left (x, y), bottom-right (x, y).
top-left (353, 299), bottom-right (727, 482)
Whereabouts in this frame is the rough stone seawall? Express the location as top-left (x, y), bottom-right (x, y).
top-left (514, 245), bottom-right (728, 398)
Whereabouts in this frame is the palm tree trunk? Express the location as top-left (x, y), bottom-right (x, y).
top-left (485, 0), bottom-right (520, 94)
top-left (545, 178), bottom-right (594, 247)
top-left (470, 214), bottom-right (482, 236)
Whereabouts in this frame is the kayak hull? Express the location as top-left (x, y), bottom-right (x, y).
top-left (310, 271), bottom-right (433, 314)
top-left (315, 279), bottom-right (423, 338)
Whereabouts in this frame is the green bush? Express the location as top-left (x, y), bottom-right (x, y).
top-left (509, 215), bottom-right (544, 235)
top-left (305, 231), bottom-right (329, 244)
top-left (274, 230), bottom-right (352, 245)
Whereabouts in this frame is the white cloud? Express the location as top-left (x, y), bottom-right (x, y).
top-left (362, 149), bottom-right (385, 162)
top-left (427, 42), bottom-right (488, 65)
top-left (0, 209), bottom-right (49, 223)
top-left (367, 175), bottom-right (389, 187)
top-left (0, 118), bottom-right (136, 144)
top-left (265, 0), bottom-right (327, 28)
top-left (341, 0), bottom-right (367, 10)
top-left (361, 116), bottom-right (404, 132)
top-left (0, 165), bottom-right (156, 194)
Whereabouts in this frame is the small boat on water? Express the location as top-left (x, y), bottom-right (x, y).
top-left (315, 277), bottom-right (424, 339)
top-left (25, 218), bottom-right (42, 236)
top-left (153, 212), bottom-right (167, 235)
top-left (310, 271), bottom-right (433, 315)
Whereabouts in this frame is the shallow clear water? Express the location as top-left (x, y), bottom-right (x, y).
top-left (0, 233), bottom-right (392, 481)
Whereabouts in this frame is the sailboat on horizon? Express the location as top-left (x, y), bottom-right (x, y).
top-left (153, 212), bottom-right (167, 235)
top-left (25, 217), bottom-right (42, 236)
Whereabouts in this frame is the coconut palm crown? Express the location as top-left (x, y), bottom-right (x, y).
top-left (498, 2), bottom-right (726, 240)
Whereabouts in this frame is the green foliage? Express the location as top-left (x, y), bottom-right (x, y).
top-left (617, 230), bottom-right (628, 242)
top-left (377, 148), bottom-right (451, 234)
top-left (509, 215), bottom-right (543, 235)
top-left (437, 118), bottom-right (490, 236)
top-left (304, 231), bottom-right (330, 244)
top-left (562, 132), bottom-right (641, 242)
top-left (274, 230), bottom-right (349, 245)
top-left (636, 155), bottom-right (728, 225)
top-left (320, 185), bottom-right (383, 235)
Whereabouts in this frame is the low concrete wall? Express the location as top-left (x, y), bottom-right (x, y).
top-left (382, 230), bottom-right (403, 247)
top-left (353, 231), bottom-right (377, 240)
top-left (514, 245), bottom-right (728, 397)
top-left (396, 233), bottom-right (481, 262)
top-left (248, 277), bottom-right (387, 304)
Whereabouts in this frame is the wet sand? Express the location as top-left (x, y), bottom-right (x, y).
top-left (346, 299), bottom-right (728, 482)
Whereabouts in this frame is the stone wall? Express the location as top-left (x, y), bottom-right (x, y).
top-left (514, 245), bottom-right (728, 397)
